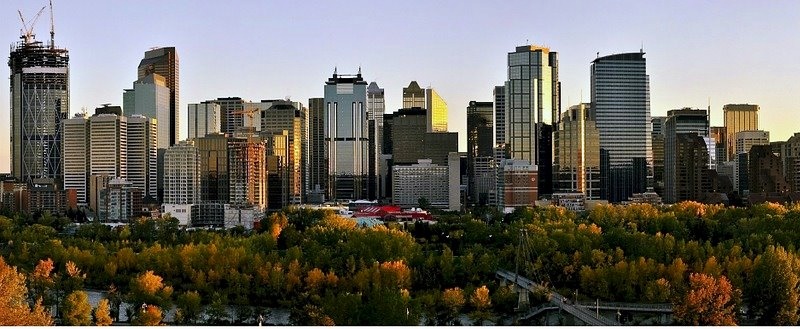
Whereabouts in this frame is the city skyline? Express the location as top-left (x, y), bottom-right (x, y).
top-left (2, 0), bottom-right (799, 173)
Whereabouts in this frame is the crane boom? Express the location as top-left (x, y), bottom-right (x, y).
top-left (17, 6), bottom-right (46, 44)
top-left (49, 0), bottom-right (55, 47)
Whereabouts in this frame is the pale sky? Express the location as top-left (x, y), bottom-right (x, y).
top-left (2, 0), bottom-right (799, 173)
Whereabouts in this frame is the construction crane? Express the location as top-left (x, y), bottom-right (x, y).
top-left (49, 0), bottom-right (55, 48)
top-left (18, 6), bottom-right (46, 44)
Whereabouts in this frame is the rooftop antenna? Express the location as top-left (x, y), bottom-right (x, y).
top-left (596, 51), bottom-right (599, 58)
top-left (49, 0), bottom-right (55, 48)
top-left (640, 41), bottom-right (644, 53)
top-left (333, 66), bottom-right (337, 76)
top-left (358, 65), bottom-right (361, 75)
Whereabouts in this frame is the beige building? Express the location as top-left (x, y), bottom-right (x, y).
top-left (554, 103), bottom-right (600, 199)
top-left (723, 104), bottom-right (759, 161)
top-left (392, 159), bottom-right (449, 209)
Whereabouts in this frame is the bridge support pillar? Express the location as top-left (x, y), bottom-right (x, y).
top-left (516, 288), bottom-right (529, 308)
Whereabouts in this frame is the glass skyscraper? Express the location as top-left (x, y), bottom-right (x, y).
top-left (591, 51), bottom-right (651, 202)
top-left (138, 47), bottom-right (179, 146)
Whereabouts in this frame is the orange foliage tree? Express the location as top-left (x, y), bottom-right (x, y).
top-left (673, 273), bottom-right (739, 325)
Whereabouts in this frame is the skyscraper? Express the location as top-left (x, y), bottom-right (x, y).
top-left (506, 45), bottom-right (560, 196)
top-left (664, 108), bottom-right (709, 203)
top-left (196, 133), bottom-right (229, 203)
top-left (122, 74), bottom-right (170, 149)
top-left (188, 102), bottom-right (222, 140)
top-left (494, 85), bottom-right (506, 146)
top-left (63, 115), bottom-right (88, 204)
top-left (127, 115), bottom-right (158, 199)
top-left (89, 113), bottom-right (128, 180)
top-left (138, 47), bottom-right (179, 146)
top-left (723, 104), bottom-right (759, 162)
top-left (402, 81), bottom-right (448, 132)
top-left (324, 69), bottom-right (370, 201)
top-left (367, 82), bottom-right (385, 200)
top-left (228, 136), bottom-right (267, 209)
top-left (591, 51), bottom-right (651, 202)
top-left (554, 103), bottom-right (600, 199)
top-left (307, 98), bottom-right (326, 202)
top-left (260, 100), bottom-right (305, 204)
top-left (163, 141), bottom-right (200, 205)
top-left (9, 31), bottom-right (69, 185)
top-left (467, 101), bottom-right (494, 204)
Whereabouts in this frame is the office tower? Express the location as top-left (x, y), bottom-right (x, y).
top-left (188, 102), bottom-right (222, 140)
top-left (554, 103), bottom-right (601, 199)
top-left (228, 137), bottom-right (267, 209)
top-left (89, 113), bottom-right (127, 180)
top-left (209, 97), bottom-right (247, 134)
top-left (651, 116), bottom-right (667, 197)
top-left (392, 159), bottom-right (449, 209)
top-left (723, 104), bottom-right (759, 161)
top-left (307, 98), bottom-right (326, 202)
top-left (367, 82), bottom-right (385, 200)
top-left (9, 31), bottom-right (69, 185)
top-left (448, 152), bottom-right (464, 211)
top-left (196, 133), bottom-right (229, 203)
top-left (63, 115), bottom-right (89, 204)
top-left (127, 115), bottom-right (158, 199)
top-left (390, 108), bottom-right (458, 166)
top-left (260, 100), bottom-right (305, 204)
top-left (467, 101), bottom-right (495, 204)
top-left (122, 74), bottom-right (169, 148)
top-left (710, 126), bottom-right (727, 169)
top-left (138, 47), bottom-right (179, 145)
top-left (494, 86), bottom-right (506, 146)
top-left (781, 133), bottom-right (800, 192)
top-left (324, 69), bottom-right (371, 201)
top-left (265, 131), bottom-right (289, 210)
top-left (591, 51), bottom-right (651, 202)
top-left (735, 130), bottom-right (769, 155)
top-left (402, 81), bottom-right (448, 132)
top-left (671, 133), bottom-right (718, 203)
top-left (748, 145), bottom-right (790, 195)
top-left (664, 108), bottom-right (709, 203)
top-left (163, 140), bottom-right (200, 204)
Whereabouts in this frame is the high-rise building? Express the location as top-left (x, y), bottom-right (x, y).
top-left (211, 97), bottom-right (247, 134)
top-left (780, 133), bottom-right (800, 192)
top-left (260, 100), bottom-right (305, 204)
top-left (402, 81), bottom-right (448, 132)
top-left (63, 115), bottom-right (88, 204)
top-left (367, 82), bottom-right (385, 200)
top-left (710, 126), bottom-right (727, 169)
top-left (651, 116), bottom-right (667, 197)
top-left (307, 98), bottom-right (326, 202)
top-left (494, 86), bottom-right (506, 146)
top-left (265, 131), bottom-right (290, 210)
top-left (188, 102), bottom-right (222, 140)
top-left (123, 74), bottom-right (170, 149)
top-left (89, 113), bottom-right (127, 180)
top-left (467, 101), bottom-right (494, 204)
top-left (498, 159), bottom-right (538, 208)
top-left (723, 104), bottom-right (759, 162)
top-left (98, 178), bottom-right (141, 222)
top-left (591, 51), bottom-right (651, 202)
top-left (389, 108), bottom-right (458, 166)
top-left (735, 130), bottom-right (769, 155)
top-left (163, 140), bottom-right (200, 205)
top-left (126, 115), bottom-right (158, 199)
top-left (392, 159), bottom-right (449, 209)
top-left (9, 32), bottom-right (69, 185)
top-left (664, 108), bottom-right (709, 203)
top-left (196, 133), bottom-right (229, 203)
top-left (554, 103), bottom-right (601, 199)
top-left (138, 47), bottom-right (179, 146)
top-left (748, 145), bottom-right (790, 195)
top-left (324, 69), bottom-right (371, 201)
top-left (228, 136), bottom-right (267, 209)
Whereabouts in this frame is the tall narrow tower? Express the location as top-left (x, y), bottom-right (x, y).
top-left (138, 47), bottom-right (179, 146)
top-left (9, 15), bottom-right (70, 185)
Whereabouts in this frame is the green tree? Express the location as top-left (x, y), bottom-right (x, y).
top-left (62, 290), bottom-right (92, 325)
top-left (747, 246), bottom-right (800, 325)
top-left (175, 291), bottom-right (202, 324)
top-left (94, 299), bottom-right (113, 326)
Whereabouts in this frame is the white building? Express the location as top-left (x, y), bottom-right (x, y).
top-left (63, 115), bottom-right (89, 204)
top-left (393, 159), bottom-right (449, 209)
top-left (163, 140), bottom-right (201, 204)
top-left (127, 115), bottom-right (158, 199)
top-left (187, 102), bottom-right (222, 140)
top-left (90, 114), bottom-right (127, 179)
top-left (735, 130), bottom-right (769, 155)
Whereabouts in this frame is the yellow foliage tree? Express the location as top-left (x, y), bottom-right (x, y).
top-left (94, 298), bottom-right (113, 326)
top-left (134, 304), bottom-right (163, 325)
top-left (62, 290), bottom-right (92, 325)
top-left (0, 256), bottom-right (53, 325)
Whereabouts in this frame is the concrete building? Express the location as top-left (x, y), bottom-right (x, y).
top-left (163, 141), bottom-right (201, 204)
top-left (448, 152), bottom-right (466, 211)
top-left (188, 102), bottom-right (222, 140)
top-left (89, 113), bottom-right (127, 180)
top-left (127, 115), bottom-right (158, 199)
top-left (781, 133), bottom-right (800, 192)
top-left (710, 126), bottom-right (727, 168)
top-left (392, 159), bottom-right (449, 209)
top-left (651, 116), bottom-right (667, 197)
top-left (9, 33), bottom-right (70, 185)
top-left (228, 136), bottom-right (267, 209)
top-left (723, 104), bottom-right (759, 161)
top-left (554, 103), bottom-right (601, 200)
top-left (366, 82), bottom-right (385, 200)
top-left (664, 108), bottom-right (709, 203)
top-left (735, 130), bottom-right (769, 155)
top-left (324, 69), bottom-right (372, 201)
top-left (63, 115), bottom-right (89, 204)
top-left (98, 178), bottom-right (141, 222)
top-left (25, 179), bottom-right (77, 215)
top-left (748, 145), bottom-right (790, 196)
top-left (137, 47), bottom-right (179, 146)
top-left (498, 159), bottom-right (538, 209)
top-left (672, 133), bottom-right (717, 203)
top-left (390, 108), bottom-right (458, 166)
top-left (592, 52), bottom-right (651, 202)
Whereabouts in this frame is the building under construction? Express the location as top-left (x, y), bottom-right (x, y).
top-left (9, 3), bottom-right (70, 185)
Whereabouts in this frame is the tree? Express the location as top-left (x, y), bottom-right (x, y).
top-left (673, 273), bottom-right (738, 325)
top-left (746, 246), bottom-right (800, 325)
top-left (62, 290), bottom-right (92, 325)
top-left (133, 304), bottom-right (162, 326)
top-left (0, 256), bottom-right (53, 325)
top-left (469, 285), bottom-right (494, 325)
top-left (441, 287), bottom-right (465, 325)
top-left (94, 299), bottom-right (113, 326)
top-left (129, 270), bottom-right (173, 309)
top-left (175, 291), bottom-right (202, 325)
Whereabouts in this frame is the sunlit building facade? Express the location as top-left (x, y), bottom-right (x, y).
top-left (723, 104), bottom-right (759, 162)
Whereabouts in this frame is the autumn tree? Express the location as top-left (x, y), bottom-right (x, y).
top-left (673, 273), bottom-right (739, 325)
top-left (29, 258), bottom-right (56, 308)
top-left (469, 285), bottom-right (494, 325)
top-left (94, 298), bottom-right (113, 326)
top-left (441, 287), bottom-right (465, 325)
top-left (0, 256), bottom-right (53, 325)
top-left (746, 246), bottom-right (800, 325)
top-left (133, 304), bottom-right (163, 326)
top-left (128, 270), bottom-right (173, 309)
top-left (62, 290), bottom-right (92, 325)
